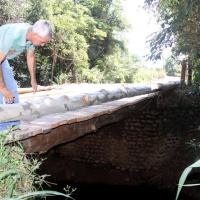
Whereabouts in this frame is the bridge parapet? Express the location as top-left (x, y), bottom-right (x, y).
top-left (1, 84), bottom-right (152, 122)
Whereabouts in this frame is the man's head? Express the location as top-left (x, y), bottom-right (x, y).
top-left (27, 20), bottom-right (53, 46)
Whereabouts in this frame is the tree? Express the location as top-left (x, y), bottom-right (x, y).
top-left (164, 56), bottom-right (181, 76)
top-left (145, 0), bottom-right (200, 84)
top-left (3, 0), bottom-right (138, 85)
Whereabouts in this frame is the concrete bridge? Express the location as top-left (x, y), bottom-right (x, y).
top-left (3, 77), bottom-right (200, 197)
top-left (3, 78), bottom-right (179, 153)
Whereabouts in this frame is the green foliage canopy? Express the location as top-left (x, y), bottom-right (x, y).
top-left (0, 0), bottom-right (163, 85)
top-left (145, 0), bottom-right (200, 83)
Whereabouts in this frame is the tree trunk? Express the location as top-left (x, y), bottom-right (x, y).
top-left (180, 59), bottom-right (187, 87)
top-left (188, 57), bottom-right (192, 86)
top-left (51, 49), bottom-right (57, 83)
top-left (71, 66), bottom-right (77, 83)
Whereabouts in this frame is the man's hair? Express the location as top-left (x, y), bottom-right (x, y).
top-left (32, 20), bottom-right (53, 38)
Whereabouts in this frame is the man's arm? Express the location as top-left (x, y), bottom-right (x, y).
top-left (0, 52), bottom-right (14, 103)
top-left (26, 49), bottom-right (37, 92)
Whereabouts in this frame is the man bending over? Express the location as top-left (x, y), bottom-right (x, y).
top-left (0, 19), bottom-right (53, 131)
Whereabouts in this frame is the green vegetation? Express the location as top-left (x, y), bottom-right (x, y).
top-left (144, 0), bottom-right (200, 85)
top-left (164, 57), bottom-right (181, 77)
top-left (133, 67), bottom-right (165, 83)
top-left (0, 0), bottom-right (166, 86)
top-left (175, 159), bottom-right (200, 200)
top-left (175, 140), bottom-right (200, 200)
top-left (0, 130), bottom-right (73, 199)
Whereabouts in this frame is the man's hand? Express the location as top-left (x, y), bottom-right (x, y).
top-left (0, 87), bottom-right (14, 103)
top-left (31, 79), bottom-right (38, 93)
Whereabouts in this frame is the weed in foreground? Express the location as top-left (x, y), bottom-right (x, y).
top-left (0, 129), bottom-right (75, 199)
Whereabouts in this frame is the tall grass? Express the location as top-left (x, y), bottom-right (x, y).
top-left (175, 139), bottom-right (200, 200)
top-left (0, 129), bottom-right (74, 199)
top-left (133, 67), bottom-right (165, 84)
top-left (175, 159), bottom-right (200, 200)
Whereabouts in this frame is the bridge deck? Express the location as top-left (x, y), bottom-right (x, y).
top-left (6, 92), bottom-right (156, 146)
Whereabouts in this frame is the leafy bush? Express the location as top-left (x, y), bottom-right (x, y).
top-left (0, 130), bottom-right (73, 199)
